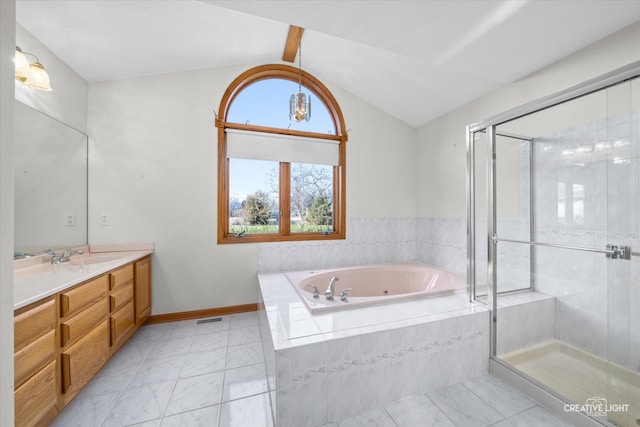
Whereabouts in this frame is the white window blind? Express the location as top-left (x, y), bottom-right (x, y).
top-left (226, 129), bottom-right (339, 166)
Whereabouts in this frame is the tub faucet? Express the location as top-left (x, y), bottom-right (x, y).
top-left (325, 276), bottom-right (339, 301)
top-left (306, 284), bottom-right (320, 299)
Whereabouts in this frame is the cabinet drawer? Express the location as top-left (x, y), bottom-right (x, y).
top-left (14, 329), bottom-right (55, 388)
top-left (61, 319), bottom-right (109, 395)
top-left (110, 301), bottom-right (135, 348)
top-left (14, 298), bottom-right (55, 352)
top-left (60, 275), bottom-right (108, 318)
top-left (15, 361), bottom-right (57, 427)
top-left (109, 263), bottom-right (133, 290)
top-left (60, 299), bottom-right (108, 348)
top-left (110, 282), bottom-right (133, 312)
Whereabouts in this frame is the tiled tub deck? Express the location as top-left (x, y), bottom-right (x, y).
top-left (257, 271), bottom-right (490, 427)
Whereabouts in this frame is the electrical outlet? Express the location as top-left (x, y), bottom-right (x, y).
top-left (100, 214), bottom-right (110, 226)
top-left (65, 214), bottom-right (76, 227)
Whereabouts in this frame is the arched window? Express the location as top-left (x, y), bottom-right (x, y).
top-left (216, 64), bottom-right (347, 243)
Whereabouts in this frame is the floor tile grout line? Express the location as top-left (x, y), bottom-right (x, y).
top-left (153, 320), bottom-right (196, 424)
top-left (421, 389), bottom-right (475, 427)
top-left (217, 314), bottom-right (233, 427)
top-left (460, 378), bottom-right (508, 423)
top-left (97, 334), bottom-right (162, 427)
top-left (382, 406), bottom-right (401, 427)
top-left (427, 391), bottom-right (462, 427)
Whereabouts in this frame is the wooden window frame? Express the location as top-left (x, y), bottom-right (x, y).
top-left (216, 64), bottom-right (348, 244)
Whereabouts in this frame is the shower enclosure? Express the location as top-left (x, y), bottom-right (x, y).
top-left (468, 62), bottom-right (640, 427)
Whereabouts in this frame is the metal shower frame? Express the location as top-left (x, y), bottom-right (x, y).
top-left (466, 60), bottom-right (640, 360)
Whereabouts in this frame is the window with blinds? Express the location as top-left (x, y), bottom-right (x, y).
top-left (216, 66), bottom-right (347, 243)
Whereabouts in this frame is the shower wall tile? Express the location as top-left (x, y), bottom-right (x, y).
top-left (496, 296), bottom-right (555, 355)
top-left (532, 109), bottom-right (640, 371)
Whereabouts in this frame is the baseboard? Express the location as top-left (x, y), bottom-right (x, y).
top-left (145, 303), bottom-right (258, 324)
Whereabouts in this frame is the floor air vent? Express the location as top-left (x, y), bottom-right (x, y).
top-left (196, 317), bottom-right (222, 324)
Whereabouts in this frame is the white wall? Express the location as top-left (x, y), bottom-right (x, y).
top-left (15, 24), bottom-right (88, 132)
top-left (87, 64), bottom-right (417, 315)
top-left (0, 1), bottom-right (15, 424)
top-left (416, 21), bottom-right (640, 219)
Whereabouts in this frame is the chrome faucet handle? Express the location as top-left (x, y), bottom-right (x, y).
top-left (44, 249), bottom-right (63, 264)
top-left (325, 276), bottom-right (339, 301)
top-left (340, 288), bottom-right (353, 302)
top-left (306, 284), bottom-right (320, 299)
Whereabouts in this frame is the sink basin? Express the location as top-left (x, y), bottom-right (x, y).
top-left (67, 255), bottom-right (119, 266)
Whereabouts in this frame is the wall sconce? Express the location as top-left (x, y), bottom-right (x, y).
top-left (15, 46), bottom-right (52, 91)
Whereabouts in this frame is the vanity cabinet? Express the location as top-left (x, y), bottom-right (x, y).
top-left (14, 254), bottom-right (152, 426)
top-left (14, 297), bottom-right (58, 427)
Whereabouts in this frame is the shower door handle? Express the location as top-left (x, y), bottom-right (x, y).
top-left (606, 244), bottom-right (634, 260)
top-left (493, 236), bottom-right (638, 260)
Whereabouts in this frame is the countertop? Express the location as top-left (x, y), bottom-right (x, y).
top-left (14, 244), bottom-right (153, 310)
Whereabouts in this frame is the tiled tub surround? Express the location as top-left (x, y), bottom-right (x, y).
top-left (257, 217), bottom-right (468, 275)
top-left (257, 272), bottom-right (490, 427)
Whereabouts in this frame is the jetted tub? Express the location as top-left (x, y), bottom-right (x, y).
top-left (286, 262), bottom-right (466, 313)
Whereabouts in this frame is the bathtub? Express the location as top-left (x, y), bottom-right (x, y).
top-left (286, 262), bottom-right (466, 313)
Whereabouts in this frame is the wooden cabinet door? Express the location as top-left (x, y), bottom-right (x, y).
top-left (110, 301), bottom-right (135, 348)
top-left (14, 329), bottom-right (55, 388)
top-left (60, 319), bottom-right (109, 397)
top-left (134, 256), bottom-right (151, 324)
top-left (14, 361), bottom-right (57, 427)
top-left (14, 298), bottom-right (55, 352)
top-left (14, 297), bottom-right (58, 426)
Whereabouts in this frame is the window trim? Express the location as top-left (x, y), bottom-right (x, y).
top-left (216, 64), bottom-right (348, 244)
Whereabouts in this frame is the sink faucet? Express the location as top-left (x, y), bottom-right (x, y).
top-left (325, 276), bottom-right (339, 301)
top-left (45, 249), bottom-right (83, 264)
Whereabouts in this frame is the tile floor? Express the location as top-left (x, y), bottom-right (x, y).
top-left (50, 311), bottom-right (577, 427)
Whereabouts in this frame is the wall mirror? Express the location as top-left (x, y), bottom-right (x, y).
top-left (14, 101), bottom-right (88, 256)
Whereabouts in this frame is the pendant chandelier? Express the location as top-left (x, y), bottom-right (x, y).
top-left (289, 42), bottom-right (311, 122)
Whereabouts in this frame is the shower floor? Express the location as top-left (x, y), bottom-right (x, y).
top-left (501, 340), bottom-right (639, 427)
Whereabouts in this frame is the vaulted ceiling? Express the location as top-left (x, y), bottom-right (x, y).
top-left (16, 0), bottom-right (640, 128)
